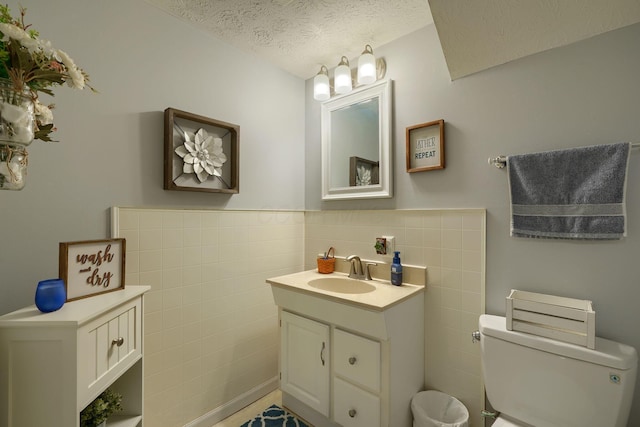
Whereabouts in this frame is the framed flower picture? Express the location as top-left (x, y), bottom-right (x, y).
top-left (164, 108), bottom-right (239, 193)
top-left (349, 156), bottom-right (380, 186)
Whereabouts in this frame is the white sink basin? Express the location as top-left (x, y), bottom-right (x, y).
top-left (308, 277), bottom-right (376, 294)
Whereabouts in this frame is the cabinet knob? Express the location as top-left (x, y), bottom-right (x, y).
top-left (112, 337), bottom-right (124, 347)
top-left (348, 356), bottom-right (357, 365)
top-left (348, 409), bottom-right (357, 418)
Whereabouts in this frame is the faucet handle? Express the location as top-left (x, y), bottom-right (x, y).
top-left (365, 262), bottom-right (377, 280)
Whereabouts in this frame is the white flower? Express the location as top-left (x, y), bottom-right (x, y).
top-left (0, 22), bottom-right (29, 43)
top-left (208, 136), bottom-right (227, 171)
top-left (38, 38), bottom-right (59, 59)
top-left (174, 129), bottom-right (227, 183)
top-left (57, 49), bottom-right (85, 89)
top-left (34, 101), bottom-right (54, 125)
top-left (356, 165), bottom-right (371, 186)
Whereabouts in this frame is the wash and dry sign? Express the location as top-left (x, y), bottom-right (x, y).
top-left (59, 238), bottom-right (125, 301)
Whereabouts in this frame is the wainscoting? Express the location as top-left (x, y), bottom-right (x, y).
top-left (112, 207), bottom-right (485, 427)
top-left (304, 209), bottom-right (486, 426)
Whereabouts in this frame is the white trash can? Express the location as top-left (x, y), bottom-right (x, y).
top-left (411, 390), bottom-right (469, 427)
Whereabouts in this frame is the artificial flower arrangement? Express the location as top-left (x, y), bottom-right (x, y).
top-left (80, 388), bottom-right (123, 427)
top-left (0, 4), bottom-right (94, 142)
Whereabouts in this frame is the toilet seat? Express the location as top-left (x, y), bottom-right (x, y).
top-left (491, 415), bottom-right (533, 427)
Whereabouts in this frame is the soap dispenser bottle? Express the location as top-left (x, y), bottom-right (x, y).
top-left (391, 251), bottom-right (403, 286)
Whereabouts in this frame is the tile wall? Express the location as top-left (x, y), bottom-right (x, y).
top-left (305, 209), bottom-right (486, 427)
top-left (113, 208), bottom-right (305, 427)
top-left (113, 207), bottom-right (485, 427)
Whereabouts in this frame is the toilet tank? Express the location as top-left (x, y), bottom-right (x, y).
top-left (479, 314), bottom-right (637, 427)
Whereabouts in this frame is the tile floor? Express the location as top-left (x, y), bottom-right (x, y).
top-left (211, 389), bottom-right (283, 427)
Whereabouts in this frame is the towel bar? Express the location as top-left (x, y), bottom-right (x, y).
top-left (488, 142), bottom-right (640, 169)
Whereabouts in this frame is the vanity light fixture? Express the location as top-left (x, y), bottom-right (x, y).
top-left (357, 45), bottom-right (376, 85)
top-left (334, 56), bottom-right (352, 94)
top-left (313, 65), bottom-right (330, 101)
top-left (313, 45), bottom-right (386, 101)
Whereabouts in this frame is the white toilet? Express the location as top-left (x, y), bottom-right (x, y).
top-left (479, 314), bottom-right (638, 427)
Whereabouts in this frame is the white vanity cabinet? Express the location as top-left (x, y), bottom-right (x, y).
top-left (270, 272), bottom-right (424, 427)
top-left (0, 286), bottom-right (150, 427)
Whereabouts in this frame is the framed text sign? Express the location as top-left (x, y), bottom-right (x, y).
top-left (406, 119), bottom-right (445, 173)
top-left (59, 238), bottom-right (125, 301)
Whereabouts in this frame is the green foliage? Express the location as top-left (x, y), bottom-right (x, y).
top-left (80, 389), bottom-right (123, 427)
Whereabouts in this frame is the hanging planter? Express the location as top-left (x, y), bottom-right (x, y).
top-left (0, 144), bottom-right (27, 190)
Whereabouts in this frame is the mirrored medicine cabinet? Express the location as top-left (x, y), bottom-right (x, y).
top-left (321, 79), bottom-right (392, 200)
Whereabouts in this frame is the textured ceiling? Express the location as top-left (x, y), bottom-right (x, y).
top-left (145, 0), bottom-right (640, 82)
top-left (144, 0), bottom-right (433, 79)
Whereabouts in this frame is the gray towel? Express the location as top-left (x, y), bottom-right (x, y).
top-left (507, 142), bottom-right (631, 240)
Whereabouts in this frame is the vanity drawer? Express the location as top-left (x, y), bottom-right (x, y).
top-left (334, 328), bottom-right (381, 392)
top-left (78, 296), bottom-right (142, 407)
top-left (333, 377), bottom-right (380, 427)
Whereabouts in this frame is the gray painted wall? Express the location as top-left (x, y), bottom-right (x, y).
top-left (2, 0), bottom-right (640, 423)
top-left (306, 24), bottom-right (640, 424)
top-left (0, 0), bottom-right (305, 314)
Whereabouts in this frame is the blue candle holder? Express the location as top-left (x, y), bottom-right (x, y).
top-left (35, 279), bottom-right (66, 313)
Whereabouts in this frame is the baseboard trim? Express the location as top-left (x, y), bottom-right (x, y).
top-left (184, 377), bottom-right (279, 427)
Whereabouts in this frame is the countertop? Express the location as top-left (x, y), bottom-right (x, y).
top-left (266, 270), bottom-right (424, 311)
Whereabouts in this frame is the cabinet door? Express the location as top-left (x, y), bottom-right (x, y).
top-left (280, 311), bottom-right (330, 416)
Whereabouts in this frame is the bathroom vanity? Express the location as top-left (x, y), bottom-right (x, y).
top-left (267, 270), bottom-right (424, 427)
top-left (0, 286), bottom-right (149, 427)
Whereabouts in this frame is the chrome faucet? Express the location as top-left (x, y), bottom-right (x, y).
top-left (346, 255), bottom-right (377, 280)
top-left (346, 255), bottom-right (364, 279)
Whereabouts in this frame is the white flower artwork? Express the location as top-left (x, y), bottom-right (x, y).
top-left (356, 165), bottom-right (372, 186)
top-left (175, 128), bottom-right (227, 183)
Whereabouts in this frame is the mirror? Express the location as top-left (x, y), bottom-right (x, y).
top-left (321, 79), bottom-right (392, 200)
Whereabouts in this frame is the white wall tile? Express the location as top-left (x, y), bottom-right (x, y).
top-left (139, 229), bottom-right (161, 251)
top-left (139, 249), bottom-right (162, 272)
top-left (115, 207), bottom-right (304, 426)
top-left (117, 208), bottom-right (483, 427)
top-left (304, 209), bottom-right (485, 427)
top-left (442, 229), bottom-right (463, 249)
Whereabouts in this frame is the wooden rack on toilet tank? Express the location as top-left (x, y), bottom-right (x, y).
top-left (506, 289), bottom-right (596, 349)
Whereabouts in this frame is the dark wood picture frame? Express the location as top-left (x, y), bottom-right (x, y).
top-left (406, 119), bottom-right (445, 173)
top-left (59, 238), bottom-right (126, 302)
top-left (349, 156), bottom-right (380, 186)
top-left (164, 107), bottom-right (239, 193)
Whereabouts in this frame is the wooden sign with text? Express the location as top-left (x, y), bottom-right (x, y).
top-left (406, 119), bottom-right (445, 173)
top-left (59, 238), bottom-right (125, 301)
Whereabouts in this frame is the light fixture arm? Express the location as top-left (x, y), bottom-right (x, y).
top-left (317, 65), bottom-right (329, 77)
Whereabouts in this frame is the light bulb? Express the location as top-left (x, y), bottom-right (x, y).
top-left (313, 66), bottom-right (330, 101)
top-left (334, 56), bottom-right (352, 94)
top-left (357, 45), bottom-right (376, 85)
